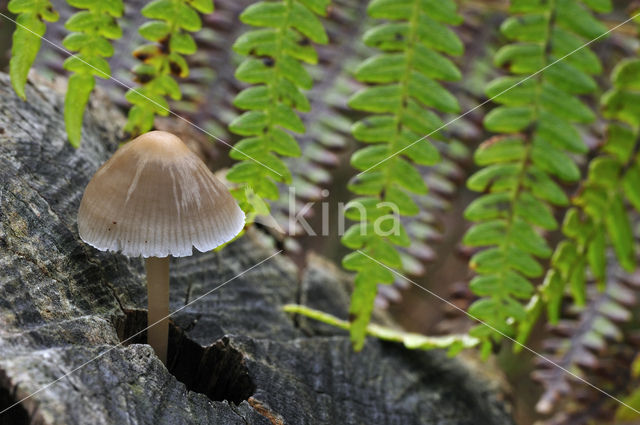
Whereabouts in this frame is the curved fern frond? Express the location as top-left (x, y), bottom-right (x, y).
top-left (463, 0), bottom-right (610, 355)
top-left (226, 0), bottom-right (330, 213)
top-left (516, 16), bottom-right (640, 347)
top-left (8, 0), bottom-right (59, 100)
top-left (535, 120), bottom-right (640, 329)
top-left (62, 0), bottom-right (124, 147)
top-left (124, 0), bottom-right (215, 137)
top-left (533, 270), bottom-right (639, 418)
top-left (342, 0), bottom-right (463, 350)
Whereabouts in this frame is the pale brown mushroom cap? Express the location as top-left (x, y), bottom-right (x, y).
top-left (77, 131), bottom-right (245, 257)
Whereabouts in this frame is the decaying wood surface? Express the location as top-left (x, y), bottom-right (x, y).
top-left (0, 72), bottom-right (513, 425)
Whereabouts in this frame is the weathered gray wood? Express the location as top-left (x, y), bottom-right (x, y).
top-left (0, 73), bottom-right (513, 425)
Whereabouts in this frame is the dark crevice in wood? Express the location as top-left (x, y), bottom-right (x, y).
top-left (114, 309), bottom-right (256, 405)
top-left (0, 372), bottom-right (29, 425)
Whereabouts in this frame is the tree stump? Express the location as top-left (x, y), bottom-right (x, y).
top-left (0, 73), bottom-right (513, 425)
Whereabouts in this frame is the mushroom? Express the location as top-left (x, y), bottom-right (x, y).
top-left (77, 131), bottom-right (245, 364)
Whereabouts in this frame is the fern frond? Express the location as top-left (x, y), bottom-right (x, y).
top-left (533, 270), bottom-right (640, 419)
top-left (34, 0), bottom-right (244, 149)
top-left (522, 12), bottom-right (640, 420)
top-left (464, 0), bottom-right (610, 354)
top-left (8, 0), bottom-right (59, 100)
top-left (61, 0), bottom-right (124, 146)
top-left (539, 124), bottom-right (639, 321)
top-left (264, 0), bottom-right (368, 249)
top-left (516, 25), bottom-right (640, 348)
top-left (124, 0), bottom-right (215, 137)
top-left (226, 0), bottom-right (331, 214)
top-left (342, 0), bottom-right (463, 350)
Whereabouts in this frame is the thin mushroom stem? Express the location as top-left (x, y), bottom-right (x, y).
top-left (145, 256), bottom-right (170, 365)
